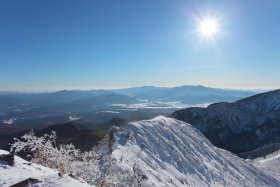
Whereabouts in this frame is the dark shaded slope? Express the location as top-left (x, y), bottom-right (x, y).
top-left (172, 89), bottom-right (280, 154)
top-left (0, 122), bottom-right (105, 152)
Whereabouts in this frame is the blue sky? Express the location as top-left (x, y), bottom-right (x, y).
top-left (1, 0), bottom-right (280, 91)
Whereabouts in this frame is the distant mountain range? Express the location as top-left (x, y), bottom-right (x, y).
top-left (0, 85), bottom-right (256, 130)
top-left (0, 85), bottom-right (256, 112)
top-left (112, 85), bottom-right (256, 102)
top-left (173, 89), bottom-right (280, 154)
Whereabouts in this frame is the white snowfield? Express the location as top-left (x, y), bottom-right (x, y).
top-left (0, 150), bottom-right (93, 187)
top-left (99, 116), bottom-right (280, 186)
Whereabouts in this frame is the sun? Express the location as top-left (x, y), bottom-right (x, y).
top-left (199, 18), bottom-right (219, 38)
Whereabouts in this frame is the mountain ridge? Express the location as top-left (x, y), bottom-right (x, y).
top-left (172, 89), bottom-right (280, 153)
top-left (96, 116), bottom-right (280, 186)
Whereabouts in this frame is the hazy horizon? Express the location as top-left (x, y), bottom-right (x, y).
top-left (0, 84), bottom-right (274, 93)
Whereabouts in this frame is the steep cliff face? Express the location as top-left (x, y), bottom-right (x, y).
top-left (173, 89), bottom-right (280, 153)
top-left (97, 116), bottom-right (280, 187)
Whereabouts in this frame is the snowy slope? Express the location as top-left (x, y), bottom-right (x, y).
top-left (98, 116), bottom-right (280, 186)
top-left (0, 150), bottom-right (93, 187)
top-left (254, 152), bottom-right (280, 181)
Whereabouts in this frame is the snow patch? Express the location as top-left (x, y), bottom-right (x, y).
top-left (69, 115), bottom-right (81, 121)
top-left (2, 118), bottom-right (16, 125)
top-left (100, 111), bottom-right (120, 114)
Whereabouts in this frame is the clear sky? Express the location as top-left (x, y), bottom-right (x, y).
top-left (1, 0), bottom-right (280, 91)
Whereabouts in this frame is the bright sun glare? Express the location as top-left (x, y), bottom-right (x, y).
top-left (199, 18), bottom-right (218, 38)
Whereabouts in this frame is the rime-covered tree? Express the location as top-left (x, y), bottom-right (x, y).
top-left (10, 130), bottom-right (100, 184)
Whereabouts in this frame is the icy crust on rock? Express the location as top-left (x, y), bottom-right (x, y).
top-left (0, 150), bottom-right (93, 187)
top-left (99, 116), bottom-right (280, 187)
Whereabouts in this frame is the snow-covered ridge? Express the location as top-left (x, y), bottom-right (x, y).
top-left (0, 150), bottom-right (93, 187)
top-left (98, 116), bottom-right (280, 186)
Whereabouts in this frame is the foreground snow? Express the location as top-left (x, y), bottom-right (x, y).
top-left (98, 116), bottom-right (280, 186)
top-left (0, 150), bottom-right (93, 187)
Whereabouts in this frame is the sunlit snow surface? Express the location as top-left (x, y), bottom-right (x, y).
top-left (99, 116), bottom-right (280, 186)
top-left (2, 118), bottom-right (16, 125)
top-left (254, 152), bottom-right (280, 181)
top-left (68, 115), bottom-right (82, 121)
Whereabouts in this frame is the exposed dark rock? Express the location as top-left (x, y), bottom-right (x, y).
top-left (10, 178), bottom-right (41, 187)
top-left (108, 127), bottom-right (118, 154)
top-left (240, 143), bottom-right (280, 159)
top-left (68, 173), bottom-right (84, 183)
top-left (0, 153), bottom-right (15, 166)
top-left (68, 173), bottom-right (77, 179)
